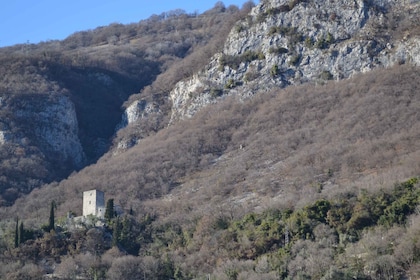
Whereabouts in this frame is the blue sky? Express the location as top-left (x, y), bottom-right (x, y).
top-left (0, 0), bottom-right (252, 47)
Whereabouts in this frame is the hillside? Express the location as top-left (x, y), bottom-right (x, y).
top-left (2, 64), bottom-right (420, 279)
top-left (1, 0), bottom-right (420, 279)
top-left (0, 2), bottom-right (251, 206)
top-left (7, 64), bottom-right (420, 214)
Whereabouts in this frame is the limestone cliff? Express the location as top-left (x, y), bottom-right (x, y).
top-left (115, 99), bottom-right (161, 151)
top-left (0, 94), bottom-right (85, 168)
top-left (119, 99), bottom-right (161, 128)
top-left (167, 0), bottom-right (420, 123)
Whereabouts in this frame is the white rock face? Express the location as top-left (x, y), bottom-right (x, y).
top-left (34, 95), bottom-right (85, 167)
top-left (114, 99), bottom-right (161, 152)
top-left (169, 74), bottom-right (215, 123)
top-left (168, 0), bottom-right (420, 123)
top-left (381, 38), bottom-right (420, 67)
top-left (0, 130), bottom-right (11, 145)
top-left (118, 99), bottom-right (160, 129)
top-left (8, 94), bottom-right (85, 167)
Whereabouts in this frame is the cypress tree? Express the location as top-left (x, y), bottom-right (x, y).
top-left (49, 201), bottom-right (56, 231)
top-left (18, 222), bottom-right (24, 245)
top-left (112, 217), bottom-right (122, 247)
top-left (105, 199), bottom-right (115, 222)
top-left (14, 218), bottom-right (19, 248)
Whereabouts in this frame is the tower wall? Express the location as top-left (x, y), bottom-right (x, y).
top-left (96, 191), bottom-right (105, 218)
top-left (83, 190), bottom-right (105, 218)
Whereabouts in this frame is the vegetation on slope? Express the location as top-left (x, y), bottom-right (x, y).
top-left (1, 64), bottom-right (419, 279)
top-left (1, 177), bottom-right (419, 279)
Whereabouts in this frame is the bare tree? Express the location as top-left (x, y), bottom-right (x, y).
top-left (107, 256), bottom-right (143, 280)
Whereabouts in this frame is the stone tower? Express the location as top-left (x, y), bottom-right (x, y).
top-left (83, 189), bottom-right (105, 218)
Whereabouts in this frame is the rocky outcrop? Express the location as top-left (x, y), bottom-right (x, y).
top-left (114, 99), bottom-right (161, 152)
top-left (0, 130), bottom-right (11, 145)
top-left (33, 95), bottom-right (85, 167)
top-left (168, 0), bottom-right (420, 123)
top-left (1, 94), bottom-right (85, 167)
top-left (118, 99), bottom-right (160, 129)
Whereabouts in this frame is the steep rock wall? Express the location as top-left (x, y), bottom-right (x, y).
top-left (118, 99), bottom-right (160, 128)
top-left (0, 94), bottom-right (85, 168)
top-left (168, 0), bottom-right (420, 122)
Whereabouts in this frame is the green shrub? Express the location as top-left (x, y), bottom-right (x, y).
top-left (220, 51), bottom-right (265, 70)
top-left (280, 26), bottom-right (294, 36)
top-left (214, 217), bottom-right (230, 230)
top-left (305, 199), bottom-right (332, 223)
top-left (225, 268), bottom-right (239, 280)
top-left (305, 36), bottom-right (314, 48)
top-left (219, 54), bottom-right (241, 70)
top-left (287, 210), bottom-right (313, 240)
top-left (235, 24), bottom-right (246, 33)
top-left (258, 51), bottom-right (266, 60)
top-left (319, 70), bottom-right (333, 80)
top-left (268, 26), bottom-right (279, 36)
top-left (242, 50), bottom-right (260, 61)
top-left (269, 47), bottom-right (289, 55)
top-left (279, 4), bottom-right (291, 12)
top-left (244, 69), bottom-right (259, 82)
top-left (326, 200), bottom-right (353, 234)
top-left (259, 4), bottom-right (293, 23)
top-left (268, 26), bottom-right (295, 36)
top-left (287, 31), bottom-right (304, 48)
top-left (225, 79), bottom-right (237, 89)
top-left (289, 0), bottom-right (303, 10)
top-left (257, 12), bottom-right (267, 23)
top-left (270, 65), bottom-right (280, 77)
top-left (210, 88), bottom-right (223, 98)
top-left (315, 36), bottom-right (327, 49)
top-left (288, 55), bottom-right (301, 66)
top-left (377, 177), bottom-right (420, 227)
top-left (267, 7), bottom-right (281, 16)
top-left (315, 32), bottom-right (335, 49)
top-left (326, 32), bottom-right (335, 44)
